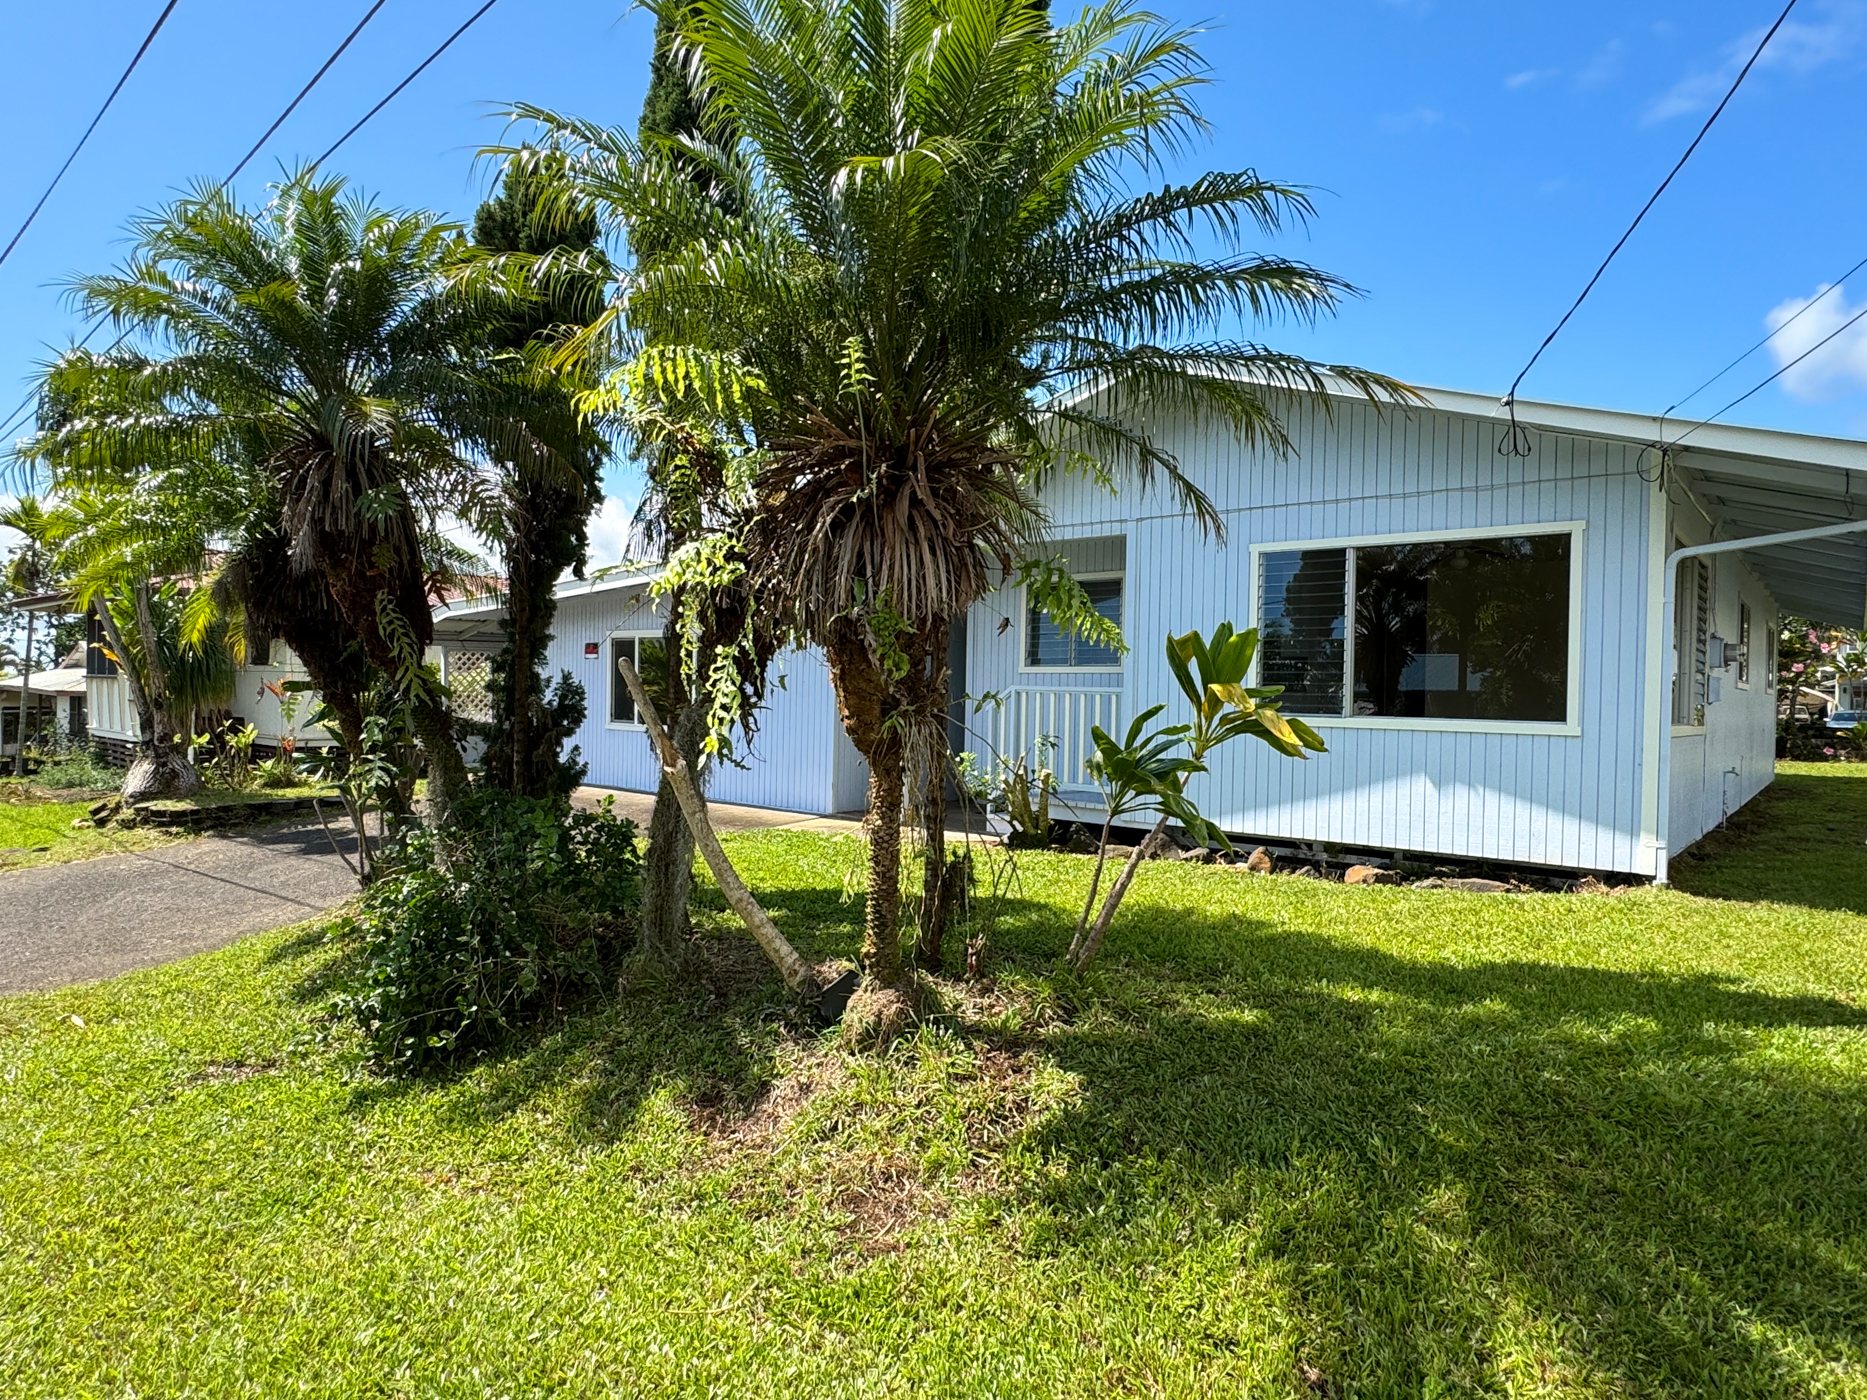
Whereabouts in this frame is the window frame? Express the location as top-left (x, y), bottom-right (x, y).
top-left (1736, 601), bottom-right (1752, 689)
top-left (1018, 569), bottom-right (1127, 675)
top-left (1247, 520), bottom-right (1586, 736)
top-left (606, 630), bottom-right (665, 730)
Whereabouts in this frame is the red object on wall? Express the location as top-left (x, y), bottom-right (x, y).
top-left (584, 642), bottom-right (601, 658)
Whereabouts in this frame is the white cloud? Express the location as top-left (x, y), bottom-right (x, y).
top-left (1575, 38), bottom-right (1625, 89)
top-left (1645, 5), bottom-right (1863, 123)
top-left (1765, 283), bottom-right (1867, 401)
top-left (1504, 68), bottom-right (1558, 90)
top-left (1378, 106), bottom-right (1442, 134)
top-left (582, 495), bottom-right (646, 571)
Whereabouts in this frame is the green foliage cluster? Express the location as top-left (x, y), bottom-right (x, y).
top-left (334, 791), bottom-right (642, 1070)
top-left (28, 745), bottom-right (118, 791)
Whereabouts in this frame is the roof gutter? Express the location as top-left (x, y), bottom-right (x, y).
top-left (1652, 516), bottom-right (1867, 885)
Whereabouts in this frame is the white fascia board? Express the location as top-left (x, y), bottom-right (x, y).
top-left (1046, 373), bottom-right (1867, 477)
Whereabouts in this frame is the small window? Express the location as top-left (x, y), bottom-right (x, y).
top-left (1737, 602), bottom-right (1752, 687)
top-left (1025, 577), bottom-right (1123, 668)
top-left (609, 635), bottom-right (668, 725)
top-left (1257, 532), bottom-right (1572, 723)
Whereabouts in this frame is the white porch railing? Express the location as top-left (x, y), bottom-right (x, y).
top-left (88, 673), bottom-right (139, 741)
top-left (981, 687), bottom-right (1122, 790)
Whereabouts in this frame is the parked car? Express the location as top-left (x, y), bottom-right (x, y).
top-left (1824, 710), bottom-right (1865, 731)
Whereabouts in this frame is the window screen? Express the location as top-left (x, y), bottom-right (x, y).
top-left (610, 635), bottom-right (668, 724)
top-left (1258, 533), bottom-right (1573, 723)
top-left (1258, 549), bottom-right (1348, 715)
top-left (1737, 602), bottom-right (1752, 686)
top-left (1026, 577), bottom-right (1123, 668)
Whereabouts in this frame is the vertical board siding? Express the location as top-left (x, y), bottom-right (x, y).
top-left (965, 397), bottom-right (1663, 873)
top-left (547, 588), bottom-right (846, 815)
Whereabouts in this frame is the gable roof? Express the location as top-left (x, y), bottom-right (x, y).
top-left (1061, 374), bottom-right (1867, 626)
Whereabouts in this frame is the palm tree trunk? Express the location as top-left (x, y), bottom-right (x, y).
top-left (618, 654), bottom-right (814, 992)
top-left (863, 745), bottom-right (910, 987)
top-left (14, 607), bottom-right (32, 777)
top-left (640, 620), bottom-right (709, 964)
top-left (409, 691), bottom-right (469, 822)
top-left (100, 589), bottom-right (199, 802)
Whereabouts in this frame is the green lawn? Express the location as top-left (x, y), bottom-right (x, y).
top-left (0, 790), bottom-right (182, 869)
top-left (2, 766), bottom-right (1864, 1397)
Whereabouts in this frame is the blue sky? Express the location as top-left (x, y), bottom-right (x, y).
top-left (2, 0), bottom-right (1865, 560)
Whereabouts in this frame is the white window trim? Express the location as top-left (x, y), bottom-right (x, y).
top-left (1246, 520), bottom-right (1586, 737)
top-left (605, 629), bottom-right (662, 731)
top-left (1018, 568), bottom-right (1127, 675)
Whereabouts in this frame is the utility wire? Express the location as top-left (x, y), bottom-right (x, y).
top-left (1500, 0), bottom-right (1803, 455)
top-left (1669, 297), bottom-right (1867, 447)
top-left (1, 0), bottom-right (413, 445)
top-left (0, 0), bottom-right (183, 274)
top-left (1661, 252), bottom-right (1867, 418)
top-left (225, 0), bottom-right (391, 183)
top-left (314, 0), bottom-right (504, 166)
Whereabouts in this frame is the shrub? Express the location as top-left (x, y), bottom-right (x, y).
top-left (335, 791), bottom-right (642, 1070)
top-left (31, 745), bottom-right (120, 790)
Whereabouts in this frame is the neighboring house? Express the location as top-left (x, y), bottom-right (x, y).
top-left (433, 574), bottom-right (872, 815)
top-left (81, 607), bottom-right (335, 763)
top-left (0, 666), bottom-right (86, 756)
top-left (436, 383), bottom-right (1867, 881)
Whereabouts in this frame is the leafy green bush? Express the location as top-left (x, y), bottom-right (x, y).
top-left (335, 792), bottom-right (642, 1070)
top-left (31, 745), bottom-right (120, 790)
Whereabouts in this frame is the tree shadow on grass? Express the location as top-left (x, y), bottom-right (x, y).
top-left (1019, 924), bottom-right (1867, 1394)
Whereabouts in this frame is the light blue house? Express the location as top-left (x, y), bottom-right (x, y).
top-left (433, 383), bottom-right (1867, 881)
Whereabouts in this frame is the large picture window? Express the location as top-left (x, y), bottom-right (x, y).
top-left (1256, 531), bottom-right (1574, 724)
top-left (609, 634), bottom-right (668, 726)
top-left (1025, 576), bottom-right (1123, 669)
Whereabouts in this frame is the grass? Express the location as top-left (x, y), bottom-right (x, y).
top-left (2, 765), bottom-right (1865, 1396)
top-left (0, 789), bottom-right (183, 869)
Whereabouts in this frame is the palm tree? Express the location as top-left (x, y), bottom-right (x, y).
top-left (15, 484), bottom-right (240, 801)
top-left (505, 0), bottom-right (1409, 1030)
top-left (465, 162), bottom-right (611, 802)
top-left (21, 171), bottom-right (574, 820)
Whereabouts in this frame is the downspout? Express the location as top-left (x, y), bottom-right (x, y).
top-left (1653, 516), bottom-right (1867, 885)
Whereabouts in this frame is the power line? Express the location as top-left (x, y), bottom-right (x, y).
top-left (0, 0), bottom-right (183, 274)
top-left (1669, 297), bottom-right (1867, 448)
top-left (2, 0), bottom-right (411, 446)
top-left (1500, 0), bottom-right (1803, 455)
top-left (225, 0), bottom-right (391, 183)
top-left (1661, 253), bottom-right (1867, 419)
top-left (315, 0), bottom-right (505, 166)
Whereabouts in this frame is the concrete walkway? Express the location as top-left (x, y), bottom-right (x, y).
top-left (0, 821), bottom-right (359, 996)
top-left (571, 785), bottom-right (871, 834)
top-left (571, 786), bottom-right (993, 837)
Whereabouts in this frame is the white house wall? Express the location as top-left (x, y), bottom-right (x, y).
top-left (965, 396), bottom-right (1663, 874)
top-left (545, 587), bottom-right (856, 816)
top-left (1665, 494), bottom-right (1781, 853)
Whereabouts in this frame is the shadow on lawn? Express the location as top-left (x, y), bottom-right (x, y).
top-left (1025, 926), bottom-right (1867, 1393)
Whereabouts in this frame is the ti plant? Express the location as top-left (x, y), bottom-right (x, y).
top-left (1065, 624), bottom-right (1325, 973)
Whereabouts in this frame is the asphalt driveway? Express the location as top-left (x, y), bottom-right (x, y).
top-left (0, 821), bottom-right (360, 996)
